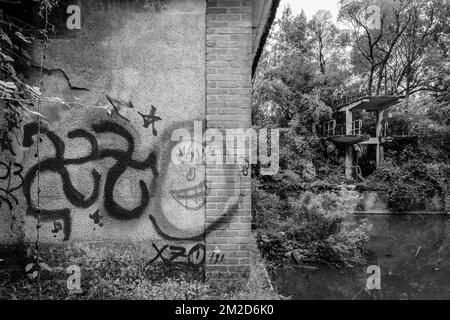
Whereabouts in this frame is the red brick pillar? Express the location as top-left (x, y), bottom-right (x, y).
top-left (205, 0), bottom-right (253, 283)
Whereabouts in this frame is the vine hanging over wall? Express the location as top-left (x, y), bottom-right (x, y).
top-left (0, 0), bottom-right (61, 299)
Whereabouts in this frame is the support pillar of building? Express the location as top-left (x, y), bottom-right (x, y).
top-left (345, 108), bottom-right (353, 180)
top-left (375, 110), bottom-right (385, 166)
top-left (205, 0), bottom-right (253, 284)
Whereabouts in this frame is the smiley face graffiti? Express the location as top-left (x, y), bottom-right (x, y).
top-left (149, 121), bottom-right (242, 241)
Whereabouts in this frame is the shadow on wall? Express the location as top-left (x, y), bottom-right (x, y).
top-left (1, 112), bottom-right (242, 244)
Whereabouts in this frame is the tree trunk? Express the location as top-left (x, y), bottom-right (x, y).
top-left (368, 66), bottom-right (375, 96)
top-left (404, 77), bottom-right (411, 109)
top-left (376, 63), bottom-right (386, 96)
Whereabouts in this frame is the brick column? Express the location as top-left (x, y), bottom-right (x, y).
top-left (205, 0), bottom-right (253, 283)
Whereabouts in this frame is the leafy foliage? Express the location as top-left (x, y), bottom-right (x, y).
top-left (0, 246), bottom-right (284, 300)
top-left (0, 1), bottom-right (57, 140)
top-left (364, 158), bottom-right (450, 212)
top-left (255, 186), bottom-right (371, 266)
top-left (252, 1), bottom-right (450, 215)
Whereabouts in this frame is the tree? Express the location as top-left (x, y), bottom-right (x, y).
top-left (339, 0), bottom-right (415, 95)
top-left (395, 1), bottom-right (449, 97)
top-left (339, 0), bottom-right (450, 97)
top-left (308, 10), bottom-right (339, 74)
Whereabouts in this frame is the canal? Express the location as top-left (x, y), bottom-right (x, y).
top-left (271, 214), bottom-right (450, 300)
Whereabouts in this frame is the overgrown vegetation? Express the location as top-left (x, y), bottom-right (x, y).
top-left (254, 184), bottom-right (370, 267)
top-left (0, 0), bottom-right (55, 140)
top-left (0, 0), bottom-right (282, 300)
top-left (0, 0), bottom-right (65, 299)
top-left (1, 0), bottom-right (449, 298)
top-left (362, 157), bottom-right (450, 212)
top-left (0, 246), bottom-right (284, 300)
top-left (252, 0), bottom-right (450, 265)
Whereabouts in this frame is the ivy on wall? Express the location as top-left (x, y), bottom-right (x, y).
top-left (0, 0), bottom-right (61, 299)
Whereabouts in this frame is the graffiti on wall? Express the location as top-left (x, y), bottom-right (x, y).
top-left (0, 160), bottom-right (24, 211)
top-left (147, 243), bottom-right (205, 266)
top-left (51, 221), bottom-right (63, 237)
top-left (88, 210), bottom-right (104, 228)
top-left (148, 121), bottom-right (242, 241)
top-left (106, 94), bottom-right (162, 136)
top-left (13, 118), bottom-right (242, 242)
top-left (138, 105), bottom-right (162, 136)
top-left (209, 250), bottom-right (225, 264)
top-left (105, 95), bottom-right (135, 122)
top-left (242, 158), bottom-right (250, 177)
top-left (22, 120), bottom-right (158, 240)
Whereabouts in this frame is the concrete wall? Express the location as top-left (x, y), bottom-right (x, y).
top-left (0, 0), bottom-right (257, 280)
top-left (1, 0), bottom-right (208, 253)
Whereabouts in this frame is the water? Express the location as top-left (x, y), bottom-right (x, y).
top-left (271, 214), bottom-right (450, 300)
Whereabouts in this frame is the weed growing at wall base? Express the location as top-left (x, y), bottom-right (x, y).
top-left (0, 246), bottom-right (284, 300)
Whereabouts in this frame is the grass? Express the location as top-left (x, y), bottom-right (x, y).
top-left (0, 258), bottom-right (286, 300)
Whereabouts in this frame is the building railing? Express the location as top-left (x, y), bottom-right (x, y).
top-left (323, 120), bottom-right (336, 137)
top-left (323, 119), bottom-right (363, 137)
top-left (382, 120), bottom-right (415, 137)
top-left (351, 119), bottom-right (363, 135)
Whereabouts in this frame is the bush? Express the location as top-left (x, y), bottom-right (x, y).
top-left (365, 159), bottom-right (450, 212)
top-left (255, 187), bottom-right (371, 266)
top-left (0, 257), bottom-right (284, 300)
top-left (252, 180), bottom-right (286, 230)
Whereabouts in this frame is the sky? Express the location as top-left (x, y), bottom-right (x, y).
top-left (276, 0), bottom-right (341, 22)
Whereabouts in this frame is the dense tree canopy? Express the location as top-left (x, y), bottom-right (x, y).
top-left (253, 0), bottom-right (450, 190)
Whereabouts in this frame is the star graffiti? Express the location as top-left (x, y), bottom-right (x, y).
top-left (105, 95), bottom-right (134, 122)
top-left (138, 105), bottom-right (162, 136)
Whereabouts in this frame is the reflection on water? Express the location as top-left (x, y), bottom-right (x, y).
top-left (272, 215), bottom-right (450, 300)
